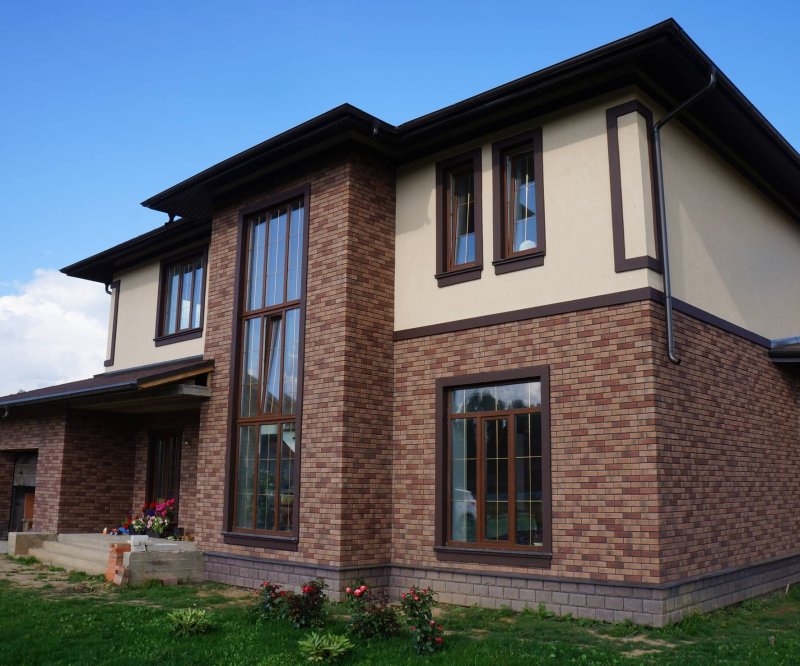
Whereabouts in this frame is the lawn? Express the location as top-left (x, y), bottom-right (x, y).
top-left (1, 556), bottom-right (799, 665)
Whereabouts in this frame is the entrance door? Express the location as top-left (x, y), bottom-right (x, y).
top-left (9, 452), bottom-right (37, 532)
top-left (146, 431), bottom-right (181, 514)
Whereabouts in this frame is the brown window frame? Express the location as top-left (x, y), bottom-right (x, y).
top-left (154, 249), bottom-right (207, 346)
top-left (435, 366), bottom-right (552, 567)
top-left (223, 185), bottom-right (309, 551)
top-left (435, 149), bottom-right (483, 287)
top-left (605, 100), bottom-right (662, 274)
top-left (492, 129), bottom-right (546, 275)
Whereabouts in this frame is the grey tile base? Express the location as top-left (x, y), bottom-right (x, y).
top-left (204, 551), bottom-right (800, 626)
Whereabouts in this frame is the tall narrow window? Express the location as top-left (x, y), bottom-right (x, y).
top-left (435, 149), bottom-right (483, 287)
top-left (492, 129), bottom-right (546, 274)
top-left (232, 195), bottom-right (305, 538)
top-left (156, 252), bottom-right (206, 344)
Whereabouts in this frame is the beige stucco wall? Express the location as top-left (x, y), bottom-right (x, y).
top-left (106, 261), bottom-right (206, 371)
top-left (659, 114), bottom-right (800, 340)
top-left (395, 91), bottom-right (657, 332)
top-left (618, 110), bottom-right (658, 260)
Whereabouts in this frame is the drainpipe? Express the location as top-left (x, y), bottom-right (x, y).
top-left (652, 67), bottom-right (717, 364)
top-left (105, 283), bottom-right (113, 295)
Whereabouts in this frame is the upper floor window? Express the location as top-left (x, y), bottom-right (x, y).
top-left (435, 149), bottom-right (483, 287)
top-left (230, 193), bottom-right (306, 542)
top-left (492, 129), bottom-right (546, 274)
top-left (156, 252), bottom-right (206, 345)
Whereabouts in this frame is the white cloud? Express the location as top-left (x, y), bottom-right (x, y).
top-left (0, 269), bottom-right (108, 396)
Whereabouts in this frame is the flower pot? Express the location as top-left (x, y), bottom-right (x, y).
top-left (146, 529), bottom-right (165, 538)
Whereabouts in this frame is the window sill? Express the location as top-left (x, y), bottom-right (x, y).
top-left (435, 264), bottom-right (483, 287)
top-left (222, 530), bottom-right (299, 551)
top-left (434, 545), bottom-right (551, 567)
top-left (154, 328), bottom-right (203, 347)
top-left (492, 252), bottom-right (545, 275)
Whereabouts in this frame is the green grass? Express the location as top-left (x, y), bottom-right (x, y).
top-left (6, 555), bottom-right (39, 565)
top-left (2, 576), bottom-right (800, 665)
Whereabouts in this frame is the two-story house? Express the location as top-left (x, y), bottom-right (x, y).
top-left (1, 19), bottom-right (799, 626)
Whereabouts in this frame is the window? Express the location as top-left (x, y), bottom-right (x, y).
top-left (156, 252), bottom-right (206, 344)
top-left (436, 368), bottom-right (551, 565)
top-left (492, 129), bottom-right (546, 274)
top-left (229, 191), bottom-right (306, 544)
top-left (435, 149), bottom-right (483, 287)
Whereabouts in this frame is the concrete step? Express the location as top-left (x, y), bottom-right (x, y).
top-left (28, 545), bottom-right (107, 575)
top-left (40, 540), bottom-right (110, 567)
top-left (57, 533), bottom-right (124, 553)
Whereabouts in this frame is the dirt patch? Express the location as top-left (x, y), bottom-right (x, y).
top-left (588, 629), bottom-right (680, 650)
top-left (626, 648), bottom-right (662, 657)
top-left (469, 628), bottom-right (489, 640)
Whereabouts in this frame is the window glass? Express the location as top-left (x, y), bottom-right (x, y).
top-left (446, 378), bottom-right (545, 550)
top-left (507, 151), bottom-right (537, 253)
top-left (450, 169), bottom-right (475, 266)
top-left (235, 425), bottom-right (257, 528)
top-left (234, 196), bottom-right (305, 535)
top-left (160, 253), bottom-right (205, 337)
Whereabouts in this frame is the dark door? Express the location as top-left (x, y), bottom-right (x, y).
top-left (146, 431), bottom-right (182, 515)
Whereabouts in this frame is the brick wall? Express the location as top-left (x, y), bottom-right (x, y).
top-left (655, 309), bottom-right (800, 582)
top-left (0, 452), bottom-right (14, 536)
top-left (195, 147), bottom-right (395, 568)
top-left (393, 300), bottom-right (662, 583)
top-left (0, 406), bottom-right (67, 532)
top-left (59, 411), bottom-right (137, 532)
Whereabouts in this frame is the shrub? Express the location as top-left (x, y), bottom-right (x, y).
top-left (297, 632), bottom-right (354, 662)
top-left (167, 607), bottom-right (213, 636)
top-left (256, 578), bottom-right (328, 628)
top-left (399, 586), bottom-right (444, 654)
top-left (344, 581), bottom-right (402, 639)
top-left (285, 578), bottom-right (328, 628)
top-left (257, 581), bottom-right (288, 620)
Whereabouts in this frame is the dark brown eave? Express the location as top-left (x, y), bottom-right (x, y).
top-left (61, 216), bottom-right (211, 284)
top-left (137, 19), bottom-right (800, 225)
top-left (140, 104), bottom-right (398, 222)
top-left (0, 358), bottom-right (214, 409)
top-left (769, 341), bottom-right (800, 363)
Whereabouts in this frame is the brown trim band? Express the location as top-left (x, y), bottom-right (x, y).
top-left (606, 101), bottom-right (662, 274)
top-left (221, 531), bottom-right (299, 551)
top-left (104, 280), bottom-right (120, 367)
top-left (393, 287), bottom-right (771, 349)
top-left (394, 288), bottom-right (657, 340)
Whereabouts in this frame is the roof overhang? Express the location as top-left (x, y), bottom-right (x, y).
top-left (61, 216), bottom-right (211, 284)
top-left (769, 341), bottom-right (800, 364)
top-left (136, 19), bottom-right (799, 224)
top-left (0, 358), bottom-right (214, 414)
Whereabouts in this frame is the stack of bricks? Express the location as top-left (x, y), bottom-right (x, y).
top-left (106, 542), bottom-right (131, 585)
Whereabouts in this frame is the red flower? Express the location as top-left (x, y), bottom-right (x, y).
top-left (354, 589), bottom-right (362, 597)
top-left (410, 626), bottom-right (416, 631)
top-left (435, 637), bottom-right (443, 644)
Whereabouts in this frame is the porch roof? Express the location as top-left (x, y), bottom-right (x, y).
top-left (0, 357), bottom-right (214, 412)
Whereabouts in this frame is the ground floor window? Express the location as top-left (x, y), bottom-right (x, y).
top-left (436, 367), bottom-right (551, 563)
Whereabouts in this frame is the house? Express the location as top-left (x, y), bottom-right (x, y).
top-left (1, 19), bottom-right (799, 626)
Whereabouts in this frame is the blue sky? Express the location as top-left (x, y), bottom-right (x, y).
top-left (1, 1), bottom-right (798, 292)
top-left (0, 1), bottom-right (798, 392)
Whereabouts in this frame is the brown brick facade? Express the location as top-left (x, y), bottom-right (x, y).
top-left (656, 310), bottom-right (800, 582)
top-left (194, 148), bottom-right (395, 569)
top-left (393, 300), bottom-right (662, 583)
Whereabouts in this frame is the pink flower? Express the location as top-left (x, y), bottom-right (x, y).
top-left (354, 589), bottom-right (362, 597)
top-left (345, 587), bottom-right (352, 594)
top-left (359, 585), bottom-right (367, 593)
top-left (429, 620), bottom-right (435, 626)
top-left (437, 625), bottom-right (443, 630)
top-left (401, 593), bottom-right (406, 599)
top-left (435, 637), bottom-right (443, 644)
top-left (413, 595), bottom-right (419, 601)
top-left (410, 626), bottom-right (416, 631)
